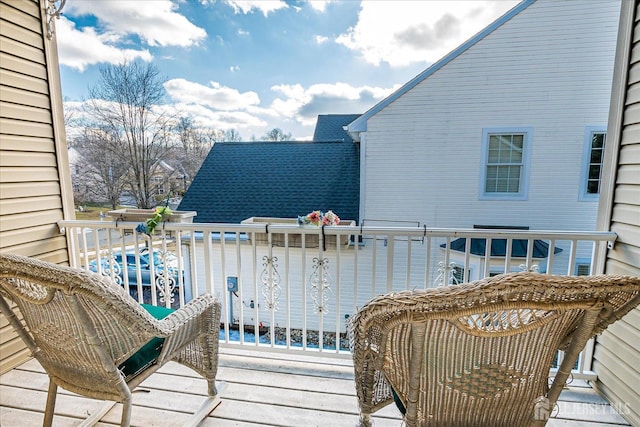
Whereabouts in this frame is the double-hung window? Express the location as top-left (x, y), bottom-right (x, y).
top-left (580, 127), bottom-right (606, 200)
top-left (480, 128), bottom-right (531, 200)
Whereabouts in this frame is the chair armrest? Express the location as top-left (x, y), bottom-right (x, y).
top-left (156, 294), bottom-right (220, 363)
top-left (158, 294), bottom-right (219, 334)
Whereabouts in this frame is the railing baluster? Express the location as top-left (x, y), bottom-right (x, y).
top-left (424, 236), bottom-right (431, 288)
top-left (567, 239), bottom-right (578, 275)
top-left (335, 235), bottom-right (342, 353)
top-left (386, 234), bottom-right (394, 292)
top-left (241, 231), bottom-right (250, 345)
top-left (406, 237), bottom-right (412, 290)
top-left (220, 231), bottom-right (229, 342)
top-left (285, 235), bottom-right (291, 349)
top-left (504, 238), bottom-right (512, 274)
top-left (301, 234), bottom-right (307, 350)
top-left (546, 239), bottom-right (556, 274)
top-left (483, 237), bottom-right (491, 278)
top-left (371, 234), bottom-right (377, 298)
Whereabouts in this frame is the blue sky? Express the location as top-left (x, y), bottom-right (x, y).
top-left (58, 0), bottom-right (519, 140)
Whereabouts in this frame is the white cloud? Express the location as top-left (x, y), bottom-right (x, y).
top-left (270, 82), bottom-right (397, 126)
top-left (160, 103), bottom-right (268, 130)
top-left (336, 1), bottom-right (519, 67)
top-left (56, 17), bottom-right (152, 71)
top-left (164, 78), bottom-right (260, 111)
top-left (222, 0), bottom-right (288, 16)
top-left (315, 35), bottom-right (329, 44)
top-left (65, 1), bottom-right (206, 48)
top-left (307, 1), bottom-right (334, 12)
top-left (161, 78), bottom-right (396, 134)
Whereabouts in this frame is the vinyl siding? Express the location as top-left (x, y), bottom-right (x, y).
top-left (360, 0), bottom-right (619, 235)
top-left (593, 1), bottom-right (640, 425)
top-left (0, 0), bottom-right (73, 374)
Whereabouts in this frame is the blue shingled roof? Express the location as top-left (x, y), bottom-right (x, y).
top-left (178, 141), bottom-right (360, 224)
top-left (312, 114), bottom-right (361, 142)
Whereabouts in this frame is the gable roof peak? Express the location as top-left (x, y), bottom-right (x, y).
top-left (346, 0), bottom-right (536, 140)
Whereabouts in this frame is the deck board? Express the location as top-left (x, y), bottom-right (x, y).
top-left (0, 348), bottom-right (632, 426)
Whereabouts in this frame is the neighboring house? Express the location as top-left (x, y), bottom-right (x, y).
top-left (151, 160), bottom-right (188, 199)
top-left (0, 0), bottom-right (75, 372)
top-left (345, 0), bottom-right (620, 275)
top-left (594, 1), bottom-right (640, 423)
top-left (178, 139), bottom-right (360, 224)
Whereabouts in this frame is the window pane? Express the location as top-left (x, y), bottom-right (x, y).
top-left (590, 148), bottom-right (603, 163)
top-left (591, 133), bottom-right (605, 149)
top-left (587, 180), bottom-right (599, 194)
top-left (510, 139), bottom-right (523, 163)
top-left (488, 149), bottom-right (500, 163)
top-left (507, 166), bottom-right (521, 192)
top-left (588, 164), bottom-right (601, 180)
top-left (577, 264), bottom-right (591, 276)
top-left (488, 136), bottom-right (501, 162)
top-left (485, 166), bottom-right (497, 192)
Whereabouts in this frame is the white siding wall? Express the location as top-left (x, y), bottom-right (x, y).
top-left (593, 1), bottom-right (640, 424)
top-left (361, 1), bottom-right (620, 237)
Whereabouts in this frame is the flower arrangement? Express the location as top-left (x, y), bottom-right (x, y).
top-left (136, 206), bottom-right (172, 235)
top-left (297, 210), bottom-right (340, 226)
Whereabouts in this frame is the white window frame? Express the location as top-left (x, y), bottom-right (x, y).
top-left (579, 127), bottom-right (606, 201)
top-left (479, 128), bottom-right (532, 200)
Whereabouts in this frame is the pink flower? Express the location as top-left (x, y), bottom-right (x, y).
top-left (308, 211), bottom-right (321, 225)
top-left (323, 210), bottom-right (340, 226)
top-left (301, 210), bottom-right (341, 226)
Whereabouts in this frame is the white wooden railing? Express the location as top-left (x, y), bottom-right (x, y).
top-left (58, 219), bottom-right (616, 379)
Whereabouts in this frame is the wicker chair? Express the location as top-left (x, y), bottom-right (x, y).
top-left (0, 253), bottom-right (224, 427)
top-left (348, 272), bottom-right (640, 427)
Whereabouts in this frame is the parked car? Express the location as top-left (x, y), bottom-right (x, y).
top-left (89, 250), bottom-right (180, 290)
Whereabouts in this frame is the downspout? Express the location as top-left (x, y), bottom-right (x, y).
top-left (344, 126), bottom-right (366, 225)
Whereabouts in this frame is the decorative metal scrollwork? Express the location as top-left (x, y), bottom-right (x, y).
top-left (155, 272), bottom-right (176, 304)
top-left (99, 253), bottom-right (123, 286)
top-left (434, 261), bottom-right (459, 287)
top-left (46, 0), bottom-right (67, 40)
top-left (261, 255), bottom-right (281, 310)
top-left (308, 257), bottom-right (333, 314)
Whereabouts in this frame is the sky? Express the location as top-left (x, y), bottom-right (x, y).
top-left (58, 0), bottom-right (520, 141)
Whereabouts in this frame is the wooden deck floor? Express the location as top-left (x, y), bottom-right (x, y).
top-left (0, 347), bottom-right (632, 426)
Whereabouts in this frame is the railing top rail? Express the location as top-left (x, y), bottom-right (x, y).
top-left (58, 220), bottom-right (617, 242)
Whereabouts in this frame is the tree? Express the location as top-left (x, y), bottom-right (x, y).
top-left (262, 128), bottom-right (292, 141)
top-left (70, 126), bottom-right (129, 209)
top-left (222, 129), bottom-right (242, 142)
top-left (172, 117), bottom-right (215, 191)
top-left (85, 61), bottom-right (174, 208)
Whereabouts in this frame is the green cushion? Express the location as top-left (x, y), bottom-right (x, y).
top-left (118, 304), bottom-right (175, 381)
top-left (391, 385), bottom-right (406, 415)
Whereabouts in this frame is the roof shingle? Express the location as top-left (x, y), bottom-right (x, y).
top-left (178, 141), bottom-right (360, 224)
